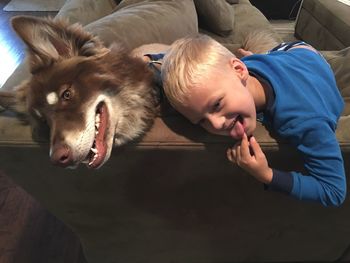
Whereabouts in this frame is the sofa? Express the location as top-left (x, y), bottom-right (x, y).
top-left (295, 0), bottom-right (350, 50)
top-left (1, 0), bottom-right (350, 262)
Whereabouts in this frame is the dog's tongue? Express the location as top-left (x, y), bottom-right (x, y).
top-left (96, 103), bottom-right (108, 143)
top-left (90, 103), bottom-right (108, 168)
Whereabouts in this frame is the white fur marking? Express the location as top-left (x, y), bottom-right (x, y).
top-left (46, 92), bottom-right (59, 105)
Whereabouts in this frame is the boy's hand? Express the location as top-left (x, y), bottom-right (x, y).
top-left (227, 133), bottom-right (273, 184)
top-left (237, 48), bottom-right (253, 57)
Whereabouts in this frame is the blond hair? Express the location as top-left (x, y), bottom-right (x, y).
top-left (161, 34), bottom-right (235, 107)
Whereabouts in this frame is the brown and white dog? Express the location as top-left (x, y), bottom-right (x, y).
top-left (0, 16), bottom-right (170, 169)
top-left (0, 16), bottom-right (278, 169)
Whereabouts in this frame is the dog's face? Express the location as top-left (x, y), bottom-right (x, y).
top-left (1, 16), bottom-right (156, 169)
top-left (25, 57), bottom-right (118, 169)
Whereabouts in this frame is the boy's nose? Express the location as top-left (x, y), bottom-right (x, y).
top-left (207, 115), bottom-right (225, 130)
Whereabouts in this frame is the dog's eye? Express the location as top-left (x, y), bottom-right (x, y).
top-left (61, 89), bottom-right (72, 100)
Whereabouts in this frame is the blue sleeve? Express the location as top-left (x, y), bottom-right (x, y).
top-left (267, 118), bottom-right (346, 207)
top-left (265, 169), bottom-right (293, 194)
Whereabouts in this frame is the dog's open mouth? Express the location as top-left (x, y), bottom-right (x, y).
top-left (86, 102), bottom-right (109, 168)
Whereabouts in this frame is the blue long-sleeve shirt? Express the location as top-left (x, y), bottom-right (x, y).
top-left (242, 47), bottom-right (346, 207)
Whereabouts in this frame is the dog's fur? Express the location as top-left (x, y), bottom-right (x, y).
top-left (0, 16), bottom-right (164, 169)
top-left (0, 16), bottom-right (278, 169)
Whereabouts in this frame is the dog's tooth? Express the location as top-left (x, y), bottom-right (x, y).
top-left (89, 156), bottom-right (97, 165)
top-left (88, 152), bottom-right (99, 166)
top-left (91, 148), bottom-right (98, 154)
top-left (95, 113), bottom-right (101, 131)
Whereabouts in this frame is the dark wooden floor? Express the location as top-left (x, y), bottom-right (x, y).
top-left (0, 0), bottom-right (87, 262)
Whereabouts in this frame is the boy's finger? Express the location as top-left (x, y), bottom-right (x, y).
top-left (226, 148), bottom-right (233, 162)
top-left (236, 145), bottom-right (241, 161)
top-left (240, 133), bottom-right (250, 158)
top-left (227, 147), bottom-right (238, 163)
top-left (238, 48), bottom-right (253, 57)
top-left (249, 136), bottom-right (264, 158)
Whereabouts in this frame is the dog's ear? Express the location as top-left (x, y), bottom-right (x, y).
top-left (0, 81), bottom-right (29, 115)
top-left (11, 16), bottom-right (110, 73)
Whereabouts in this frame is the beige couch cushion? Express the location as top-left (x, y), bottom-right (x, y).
top-left (88, 0), bottom-right (198, 48)
top-left (295, 0), bottom-right (350, 50)
top-left (322, 48), bottom-right (350, 116)
top-left (55, 0), bottom-right (116, 25)
top-left (194, 0), bottom-right (234, 37)
top-left (200, 0), bottom-right (281, 47)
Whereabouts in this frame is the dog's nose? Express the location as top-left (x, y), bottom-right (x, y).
top-left (50, 144), bottom-right (73, 167)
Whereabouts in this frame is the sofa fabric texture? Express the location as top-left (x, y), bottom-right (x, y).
top-left (295, 0), bottom-right (350, 50)
top-left (194, 0), bottom-right (235, 37)
top-left (85, 0), bottom-right (198, 49)
top-left (0, 0), bottom-right (350, 262)
top-left (323, 47), bottom-right (350, 118)
top-left (56, 0), bottom-right (117, 26)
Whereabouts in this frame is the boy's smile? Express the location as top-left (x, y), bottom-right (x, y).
top-left (176, 58), bottom-right (258, 140)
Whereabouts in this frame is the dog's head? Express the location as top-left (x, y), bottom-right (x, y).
top-left (0, 16), bottom-right (155, 169)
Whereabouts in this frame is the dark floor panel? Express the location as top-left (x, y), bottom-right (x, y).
top-left (0, 172), bottom-right (87, 263)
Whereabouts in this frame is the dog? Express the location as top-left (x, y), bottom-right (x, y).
top-left (0, 16), bottom-right (279, 169)
top-left (0, 16), bottom-right (170, 169)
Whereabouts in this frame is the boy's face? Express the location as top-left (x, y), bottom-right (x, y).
top-left (176, 61), bottom-right (256, 140)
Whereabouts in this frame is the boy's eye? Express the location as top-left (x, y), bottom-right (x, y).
top-left (213, 99), bottom-right (222, 111)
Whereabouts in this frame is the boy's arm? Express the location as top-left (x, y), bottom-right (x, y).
top-left (228, 120), bottom-right (346, 207)
top-left (280, 119), bottom-right (346, 207)
top-left (273, 121), bottom-right (345, 207)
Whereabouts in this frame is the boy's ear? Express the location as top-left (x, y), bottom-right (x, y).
top-left (11, 16), bottom-right (109, 74)
top-left (229, 57), bottom-right (249, 82)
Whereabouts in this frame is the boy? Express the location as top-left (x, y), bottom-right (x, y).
top-left (160, 34), bottom-right (346, 207)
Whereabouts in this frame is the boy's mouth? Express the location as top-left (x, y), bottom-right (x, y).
top-left (228, 115), bottom-right (245, 138)
top-left (228, 115), bottom-right (243, 130)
